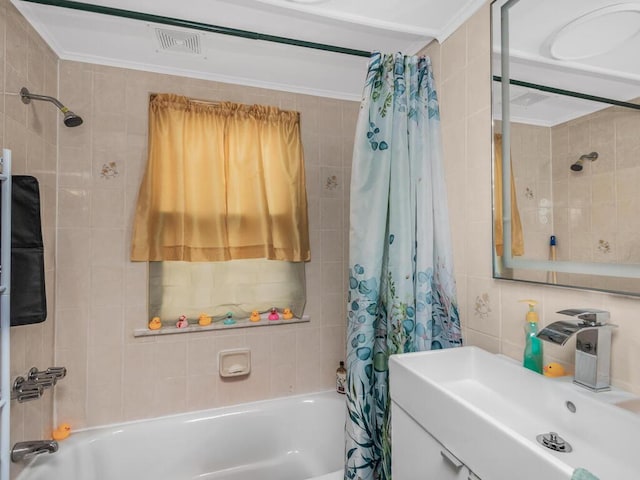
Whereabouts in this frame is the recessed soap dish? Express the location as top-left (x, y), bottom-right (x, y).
top-left (219, 348), bottom-right (251, 378)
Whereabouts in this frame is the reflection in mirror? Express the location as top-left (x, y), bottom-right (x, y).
top-left (491, 0), bottom-right (640, 296)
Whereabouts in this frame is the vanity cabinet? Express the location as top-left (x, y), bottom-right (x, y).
top-left (391, 402), bottom-right (481, 480)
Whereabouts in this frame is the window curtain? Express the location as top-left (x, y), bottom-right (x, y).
top-left (493, 133), bottom-right (524, 256)
top-left (345, 52), bottom-right (462, 480)
top-left (131, 94), bottom-right (310, 262)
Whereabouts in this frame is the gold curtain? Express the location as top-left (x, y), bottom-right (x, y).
top-left (131, 94), bottom-right (310, 262)
top-left (494, 133), bottom-right (524, 257)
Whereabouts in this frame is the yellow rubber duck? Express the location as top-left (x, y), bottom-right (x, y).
top-left (198, 313), bottom-right (212, 326)
top-left (148, 317), bottom-right (162, 330)
top-left (543, 362), bottom-right (566, 378)
top-left (52, 423), bottom-right (71, 441)
top-left (283, 308), bottom-right (294, 320)
top-left (250, 310), bottom-right (261, 322)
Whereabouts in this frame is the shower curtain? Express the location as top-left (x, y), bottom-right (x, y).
top-left (344, 52), bottom-right (462, 480)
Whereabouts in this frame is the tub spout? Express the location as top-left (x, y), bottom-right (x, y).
top-left (11, 440), bottom-right (58, 462)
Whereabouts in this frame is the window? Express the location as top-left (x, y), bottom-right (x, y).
top-left (131, 94), bottom-right (310, 326)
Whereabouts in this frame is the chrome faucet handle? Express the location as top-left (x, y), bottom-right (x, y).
top-left (557, 308), bottom-right (610, 325)
top-left (11, 376), bottom-right (43, 402)
top-left (45, 367), bottom-right (67, 379)
top-left (27, 367), bottom-right (57, 389)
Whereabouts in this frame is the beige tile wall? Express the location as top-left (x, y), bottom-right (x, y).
top-left (511, 122), bottom-right (553, 267)
top-left (504, 104), bottom-right (640, 292)
top-left (425, 1), bottom-right (640, 394)
top-left (54, 61), bottom-right (356, 428)
top-left (1, 0), bottom-right (58, 476)
top-left (4, 0), bottom-right (640, 454)
top-left (551, 105), bottom-right (640, 270)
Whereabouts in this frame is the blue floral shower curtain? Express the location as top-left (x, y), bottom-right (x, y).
top-left (344, 52), bottom-right (462, 480)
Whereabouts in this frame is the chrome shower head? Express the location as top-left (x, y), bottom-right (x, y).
top-left (570, 152), bottom-right (598, 172)
top-left (20, 87), bottom-right (83, 127)
top-left (63, 111), bottom-right (83, 128)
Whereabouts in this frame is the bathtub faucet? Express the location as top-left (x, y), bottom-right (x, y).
top-left (537, 308), bottom-right (613, 392)
top-left (28, 366), bottom-right (67, 389)
top-left (11, 440), bottom-right (59, 462)
top-left (11, 376), bottom-right (43, 403)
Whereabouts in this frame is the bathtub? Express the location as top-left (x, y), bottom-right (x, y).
top-left (16, 391), bottom-right (345, 480)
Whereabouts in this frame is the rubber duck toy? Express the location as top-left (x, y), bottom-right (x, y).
top-left (176, 315), bottom-right (189, 329)
top-left (198, 313), bottom-right (212, 326)
top-left (268, 308), bottom-right (280, 321)
top-left (543, 362), bottom-right (566, 378)
top-left (223, 312), bottom-right (236, 325)
top-left (148, 317), bottom-right (162, 330)
top-left (52, 423), bottom-right (71, 441)
top-left (250, 310), bottom-right (261, 322)
top-left (283, 308), bottom-right (294, 320)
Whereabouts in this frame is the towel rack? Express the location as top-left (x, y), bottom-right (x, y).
top-left (0, 148), bottom-right (12, 480)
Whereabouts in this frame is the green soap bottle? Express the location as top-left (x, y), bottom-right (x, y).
top-left (520, 299), bottom-right (543, 374)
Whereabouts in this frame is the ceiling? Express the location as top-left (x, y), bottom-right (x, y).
top-left (13, 0), bottom-right (640, 120)
top-left (11, 0), bottom-right (486, 100)
top-left (492, 0), bottom-right (640, 126)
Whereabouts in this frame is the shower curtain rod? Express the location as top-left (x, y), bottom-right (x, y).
top-left (493, 75), bottom-right (640, 111)
top-left (20, 0), bottom-right (372, 58)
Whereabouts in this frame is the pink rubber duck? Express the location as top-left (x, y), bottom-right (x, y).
top-left (176, 315), bottom-right (189, 328)
top-left (268, 308), bottom-right (280, 321)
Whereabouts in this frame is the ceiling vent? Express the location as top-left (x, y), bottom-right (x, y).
top-left (511, 91), bottom-right (550, 107)
top-left (155, 28), bottom-right (202, 55)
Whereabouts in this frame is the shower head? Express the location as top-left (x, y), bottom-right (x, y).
top-left (570, 152), bottom-right (598, 172)
top-left (20, 87), bottom-right (83, 127)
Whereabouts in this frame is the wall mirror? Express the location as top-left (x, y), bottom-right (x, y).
top-left (491, 0), bottom-right (640, 296)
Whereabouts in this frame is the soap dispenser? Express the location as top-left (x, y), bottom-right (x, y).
top-left (520, 299), bottom-right (543, 374)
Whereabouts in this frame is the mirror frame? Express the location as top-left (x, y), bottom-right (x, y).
top-left (491, 0), bottom-right (640, 295)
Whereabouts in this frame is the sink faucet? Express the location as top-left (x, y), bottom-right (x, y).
top-left (11, 440), bottom-right (58, 462)
top-left (537, 309), bottom-right (613, 392)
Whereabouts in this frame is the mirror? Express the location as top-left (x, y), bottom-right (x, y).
top-left (491, 0), bottom-right (640, 296)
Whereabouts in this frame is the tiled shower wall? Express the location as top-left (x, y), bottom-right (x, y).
top-left (1, 0), bottom-right (58, 462)
top-left (426, 1), bottom-right (640, 394)
top-left (3, 0), bottom-right (640, 459)
top-left (54, 61), bottom-right (357, 428)
top-left (510, 122), bottom-right (553, 276)
top-left (551, 105), bottom-right (640, 283)
top-left (503, 110), bottom-right (640, 292)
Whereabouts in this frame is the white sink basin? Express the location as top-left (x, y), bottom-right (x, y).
top-left (389, 346), bottom-right (640, 480)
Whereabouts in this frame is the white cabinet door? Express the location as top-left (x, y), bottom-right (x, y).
top-left (391, 402), bottom-right (469, 480)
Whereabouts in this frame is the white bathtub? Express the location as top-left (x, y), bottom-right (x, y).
top-left (17, 391), bottom-right (345, 480)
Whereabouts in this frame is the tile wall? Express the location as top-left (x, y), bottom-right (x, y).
top-left (3, 0), bottom-right (640, 469)
top-left (0, 0), bottom-right (58, 476)
top-left (551, 105), bottom-right (640, 284)
top-left (504, 111), bottom-right (640, 292)
top-left (424, 1), bottom-right (640, 394)
top-left (511, 122), bottom-right (553, 272)
top-left (54, 61), bottom-right (357, 428)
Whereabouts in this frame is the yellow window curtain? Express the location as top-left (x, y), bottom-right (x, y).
top-left (494, 133), bottom-right (524, 257)
top-left (131, 94), bottom-right (310, 262)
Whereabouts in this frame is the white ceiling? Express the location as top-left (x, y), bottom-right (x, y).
top-left (11, 0), bottom-right (486, 100)
top-left (492, 0), bottom-right (640, 126)
top-left (13, 0), bottom-right (640, 120)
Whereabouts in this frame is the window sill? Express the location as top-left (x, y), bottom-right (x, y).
top-left (134, 314), bottom-right (310, 338)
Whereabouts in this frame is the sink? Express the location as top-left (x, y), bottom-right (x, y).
top-left (389, 346), bottom-right (640, 480)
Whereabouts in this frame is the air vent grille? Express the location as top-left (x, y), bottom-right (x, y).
top-left (155, 28), bottom-right (201, 55)
top-left (511, 91), bottom-right (550, 107)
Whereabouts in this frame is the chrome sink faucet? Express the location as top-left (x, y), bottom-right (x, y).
top-left (537, 309), bottom-right (613, 392)
top-left (11, 440), bottom-right (58, 462)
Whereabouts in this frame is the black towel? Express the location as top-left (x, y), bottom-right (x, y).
top-left (0, 176), bottom-right (47, 326)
